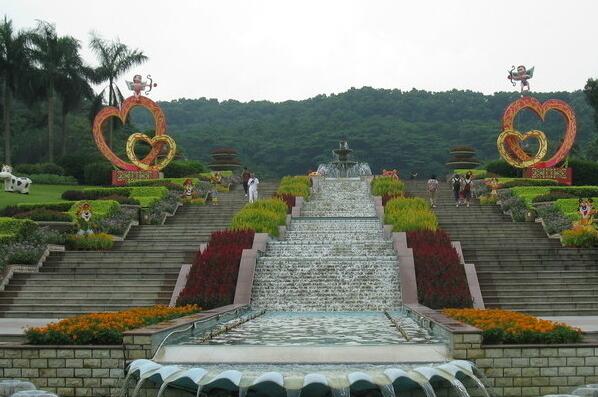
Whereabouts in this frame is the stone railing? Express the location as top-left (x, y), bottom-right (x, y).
top-left (233, 233), bottom-right (270, 305)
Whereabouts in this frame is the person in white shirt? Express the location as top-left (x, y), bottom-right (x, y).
top-left (427, 175), bottom-right (439, 208)
top-left (248, 174), bottom-right (259, 203)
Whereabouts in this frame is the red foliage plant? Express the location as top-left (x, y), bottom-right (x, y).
top-left (273, 193), bottom-right (296, 212)
top-left (407, 230), bottom-right (472, 309)
top-left (177, 229), bottom-right (255, 309)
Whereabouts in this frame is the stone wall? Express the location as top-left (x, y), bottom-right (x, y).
top-left (0, 345), bottom-right (126, 397)
top-left (453, 336), bottom-right (598, 397)
top-left (406, 304), bottom-right (598, 397)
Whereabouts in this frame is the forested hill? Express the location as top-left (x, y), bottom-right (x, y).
top-left (145, 87), bottom-right (597, 178)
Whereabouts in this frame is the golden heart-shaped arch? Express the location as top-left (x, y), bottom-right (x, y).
top-left (496, 129), bottom-right (548, 168)
top-left (126, 133), bottom-right (177, 171)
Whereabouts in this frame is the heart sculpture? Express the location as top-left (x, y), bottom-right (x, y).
top-left (92, 96), bottom-right (167, 171)
top-left (126, 133), bottom-right (177, 171)
top-left (496, 129), bottom-right (548, 168)
top-left (501, 97), bottom-right (576, 168)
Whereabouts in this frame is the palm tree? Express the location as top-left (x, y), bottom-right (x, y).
top-left (0, 16), bottom-right (31, 164)
top-left (89, 33), bottom-right (147, 148)
top-left (30, 21), bottom-right (82, 162)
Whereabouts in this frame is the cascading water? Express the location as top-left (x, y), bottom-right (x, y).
top-left (116, 145), bottom-right (493, 397)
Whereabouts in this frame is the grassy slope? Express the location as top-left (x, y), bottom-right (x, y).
top-left (0, 185), bottom-right (88, 210)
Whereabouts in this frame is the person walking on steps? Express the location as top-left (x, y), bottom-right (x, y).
top-left (248, 173), bottom-right (260, 203)
top-left (242, 167), bottom-right (251, 197)
top-left (461, 171), bottom-right (474, 208)
top-left (450, 174), bottom-right (462, 207)
top-left (427, 175), bottom-right (439, 208)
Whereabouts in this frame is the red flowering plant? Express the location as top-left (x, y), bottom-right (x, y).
top-left (407, 230), bottom-right (472, 309)
top-left (273, 193), bottom-right (296, 213)
top-left (177, 229), bottom-right (255, 308)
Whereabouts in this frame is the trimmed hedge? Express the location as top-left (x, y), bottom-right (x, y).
top-left (554, 198), bottom-right (598, 221)
top-left (163, 160), bottom-right (206, 178)
top-left (231, 198), bottom-right (287, 236)
top-left (28, 174), bottom-right (78, 185)
top-left (484, 159), bottom-right (518, 177)
top-left (371, 176), bottom-right (405, 196)
top-left (65, 233), bottom-right (114, 250)
top-left (14, 163), bottom-right (64, 176)
top-left (14, 209), bottom-right (73, 222)
top-left (277, 176), bottom-right (311, 198)
top-left (384, 197), bottom-right (437, 232)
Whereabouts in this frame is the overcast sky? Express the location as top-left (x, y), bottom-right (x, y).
top-left (2, 0), bottom-right (598, 102)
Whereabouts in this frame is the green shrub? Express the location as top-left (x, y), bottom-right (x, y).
top-left (58, 154), bottom-right (94, 182)
top-left (550, 186), bottom-right (598, 197)
top-left (484, 159), bottom-right (518, 177)
top-left (385, 197), bottom-right (428, 212)
top-left (479, 194), bottom-right (498, 205)
top-left (0, 218), bottom-right (38, 241)
top-left (14, 209), bottom-right (73, 222)
top-left (561, 226), bottom-right (598, 248)
top-left (83, 161), bottom-right (113, 185)
top-left (500, 196), bottom-right (528, 221)
top-left (128, 178), bottom-right (194, 191)
top-left (15, 202), bottom-right (74, 212)
top-left (532, 191), bottom-right (577, 203)
top-left (14, 162), bottom-right (64, 175)
top-left (28, 174), bottom-right (78, 185)
top-left (129, 186), bottom-right (168, 198)
top-left (82, 187), bottom-right (131, 197)
top-left (501, 179), bottom-right (560, 188)
top-left (569, 159), bottom-right (598, 186)
top-left (385, 208), bottom-right (438, 232)
top-left (277, 176), bottom-right (311, 198)
top-left (65, 233), bottom-right (114, 250)
top-left (163, 160), bottom-right (207, 178)
top-left (231, 198), bottom-right (287, 236)
top-left (371, 176), bottom-right (405, 196)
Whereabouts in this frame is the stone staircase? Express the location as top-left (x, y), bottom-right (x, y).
top-left (406, 180), bottom-right (598, 316)
top-left (0, 182), bottom-right (278, 318)
top-left (251, 178), bottom-right (402, 311)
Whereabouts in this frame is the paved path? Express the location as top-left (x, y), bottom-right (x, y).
top-left (541, 316), bottom-right (598, 333)
top-left (0, 318), bottom-right (58, 335)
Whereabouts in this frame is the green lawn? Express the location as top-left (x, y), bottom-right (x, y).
top-left (0, 184), bottom-right (88, 210)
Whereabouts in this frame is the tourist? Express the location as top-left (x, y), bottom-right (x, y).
top-left (209, 172), bottom-right (222, 206)
top-left (241, 167), bottom-right (251, 197)
top-left (461, 171), bottom-right (474, 208)
top-left (248, 173), bottom-right (259, 203)
top-left (427, 175), bottom-right (439, 208)
top-left (450, 174), bottom-right (462, 207)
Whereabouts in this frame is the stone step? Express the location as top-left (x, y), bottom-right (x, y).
top-left (483, 294), bottom-right (598, 303)
top-left (0, 302), bottom-right (169, 313)
top-left (7, 279), bottom-right (174, 287)
top-left (1, 290), bottom-right (172, 298)
top-left (0, 297), bottom-right (169, 305)
top-left (10, 273), bottom-right (177, 280)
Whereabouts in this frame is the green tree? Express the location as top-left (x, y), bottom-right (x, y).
top-left (30, 21), bottom-right (81, 162)
top-left (89, 33), bottom-right (147, 148)
top-left (0, 16), bottom-right (31, 164)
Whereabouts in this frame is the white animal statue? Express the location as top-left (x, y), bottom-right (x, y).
top-left (0, 165), bottom-right (32, 194)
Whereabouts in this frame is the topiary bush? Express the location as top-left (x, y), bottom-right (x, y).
top-left (231, 198), bottom-right (288, 236)
top-left (484, 159), bottom-right (518, 177)
top-left (28, 174), bottom-right (78, 185)
top-left (277, 176), bottom-right (311, 198)
top-left (569, 159), bottom-right (598, 186)
top-left (13, 209), bottom-right (73, 222)
top-left (14, 162), bottom-right (64, 176)
top-left (83, 161), bottom-right (113, 185)
top-left (371, 176), bottom-right (405, 196)
top-left (163, 160), bottom-right (206, 178)
top-left (384, 197), bottom-right (438, 232)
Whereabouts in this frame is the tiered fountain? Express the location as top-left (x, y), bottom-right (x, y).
top-left (120, 145), bottom-right (492, 397)
top-left (317, 141), bottom-right (372, 177)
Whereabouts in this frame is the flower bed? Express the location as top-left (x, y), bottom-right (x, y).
top-left (177, 230), bottom-right (255, 309)
top-left (0, 227), bottom-right (65, 273)
top-left (384, 197), bottom-right (437, 232)
top-left (0, 217), bottom-right (39, 243)
top-left (371, 176), bottom-right (405, 196)
top-left (536, 205), bottom-right (572, 235)
top-left (443, 308), bottom-right (582, 344)
top-left (407, 230), bottom-right (472, 309)
top-left (25, 305), bottom-right (199, 345)
top-left (561, 225), bottom-right (598, 248)
top-left (65, 233), bottom-right (114, 250)
top-left (277, 176), bottom-right (310, 198)
top-left (231, 198), bottom-right (287, 236)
